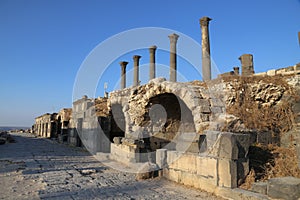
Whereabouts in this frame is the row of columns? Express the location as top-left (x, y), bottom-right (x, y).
top-left (119, 34), bottom-right (179, 89)
top-left (119, 16), bottom-right (213, 89)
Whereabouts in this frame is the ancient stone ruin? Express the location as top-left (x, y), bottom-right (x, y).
top-left (32, 17), bottom-right (300, 199)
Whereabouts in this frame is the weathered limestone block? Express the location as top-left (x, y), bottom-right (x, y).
top-left (156, 149), bottom-right (167, 169)
top-left (210, 98), bottom-right (225, 107)
top-left (203, 131), bottom-right (250, 160)
top-left (166, 150), bottom-right (182, 169)
top-left (218, 158), bottom-right (237, 188)
top-left (175, 132), bottom-right (199, 153)
top-left (267, 177), bottom-right (300, 200)
top-left (267, 69), bottom-right (276, 76)
top-left (199, 105), bottom-right (211, 113)
top-left (110, 143), bottom-right (139, 164)
top-left (163, 168), bottom-right (181, 183)
top-left (297, 140), bottom-right (300, 169)
top-left (210, 106), bottom-right (224, 114)
top-left (175, 153), bottom-right (197, 174)
top-left (180, 171), bottom-right (198, 187)
top-left (251, 181), bottom-right (267, 195)
top-left (196, 156), bottom-right (218, 185)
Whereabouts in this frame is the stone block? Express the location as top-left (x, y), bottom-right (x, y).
top-left (199, 105), bottom-right (211, 114)
top-left (180, 171), bottom-right (197, 187)
top-left (254, 72), bottom-right (267, 76)
top-left (235, 133), bottom-right (251, 158)
top-left (156, 149), bottom-right (167, 169)
top-left (210, 98), bottom-right (225, 107)
top-left (218, 133), bottom-right (238, 160)
top-left (218, 158), bottom-right (237, 188)
top-left (203, 131), bottom-right (250, 160)
top-left (163, 168), bottom-right (181, 182)
top-left (295, 63), bottom-right (300, 71)
top-left (174, 132), bottom-right (198, 152)
top-left (176, 141), bottom-right (199, 153)
top-left (196, 156), bottom-right (218, 186)
top-left (113, 137), bottom-right (122, 144)
top-left (166, 150), bottom-right (182, 169)
top-left (251, 181), bottom-right (267, 195)
top-left (267, 69), bottom-right (276, 76)
top-left (210, 106), bottom-right (223, 114)
top-left (176, 153), bottom-right (197, 173)
top-left (203, 130), bottom-right (220, 148)
top-left (110, 143), bottom-right (139, 164)
top-left (267, 177), bottom-right (300, 200)
top-left (296, 140), bottom-right (300, 169)
top-left (237, 158), bottom-right (249, 186)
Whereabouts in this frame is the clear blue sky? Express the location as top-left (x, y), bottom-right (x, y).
top-left (0, 0), bottom-right (299, 127)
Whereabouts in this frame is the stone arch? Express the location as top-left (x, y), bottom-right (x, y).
top-left (142, 92), bottom-right (196, 151)
top-left (129, 80), bottom-right (211, 134)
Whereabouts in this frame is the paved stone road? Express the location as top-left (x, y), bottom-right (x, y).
top-left (0, 133), bottom-right (224, 200)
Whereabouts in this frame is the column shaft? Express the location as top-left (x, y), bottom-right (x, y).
top-left (200, 16), bottom-right (212, 81)
top-left (133, 55), bottom-right (141, 87)
top-left (168, 33), bottom-right (179, 82)
top-left (119, 61), bottom-right (128, 89)
top-left (149, 45), bottom-right (157, 80)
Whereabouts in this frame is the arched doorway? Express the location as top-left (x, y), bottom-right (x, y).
top-left (143, 93), bottom-right (196, 151)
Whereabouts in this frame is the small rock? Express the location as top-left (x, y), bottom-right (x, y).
top-left (135, 162), bottom-right (159, 180)
top-left (80, 169), bottom-right (97, 175)
top-left (267, 176), bottom-right (300, 200)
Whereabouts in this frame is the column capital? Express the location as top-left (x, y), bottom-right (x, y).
top-left (168, 33), bottom-right (179, 43)
top-left (119, 61), bottom-right (128, 66)
top-left (149, 45), bottom-right (157, 50)
top-left (133, 55), bottom-right (142, 60)
top-left (200, 16), bottom-right (212, 27)
top-left (119, 61), bottom-right (128, 71)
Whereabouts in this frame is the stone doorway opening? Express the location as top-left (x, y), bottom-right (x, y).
top-left (110, 104), bottom-right (125, 142)
top-left (143, 93), bottom-right (196, 151)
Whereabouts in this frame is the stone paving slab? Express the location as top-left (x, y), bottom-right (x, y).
top-left (0, 132), bottom-right (224, 200)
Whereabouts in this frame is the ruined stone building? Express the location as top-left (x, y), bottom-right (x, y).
top-left (34, 108), bottom-right (72, 141)
top-left (34, 113), bottom-right (57, 138)
top-left (33, 17), bottom-right (300, 199)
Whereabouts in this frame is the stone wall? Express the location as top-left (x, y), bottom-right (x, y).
top-left (34, 113), bottom-right (58, 138)
top-left (254, 63), bottom-right (300, 77)
top-left (160, 131), bottom-right (251, 191)
top-left (72, 96), bottom-right (111, 154)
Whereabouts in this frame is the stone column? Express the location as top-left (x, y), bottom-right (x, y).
top-left (168, 33), bottom-right (179, 82)
top-left (200, 16), bottom-right (212, 81)
top-left (119, 61), bottom-right (128, 89)
top-left (133, 55), bottom-right (141, 87)
top-left (149, 45), bottom-right (157, 80)
top-left (233, 67), bottom-right (240, 76)
top-left (239, 54), bottom-right (254, 76)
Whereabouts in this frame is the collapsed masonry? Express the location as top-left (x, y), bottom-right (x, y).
top-left (32, 17), bottom-right (300, 198)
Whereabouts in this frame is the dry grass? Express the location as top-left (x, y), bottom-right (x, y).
top-left (240, 169), bottom-right (256, 190)
top-left (225, 76), bottom-right (296, 142)
top-left (263, 145), bottom-right (300, 180)
top-left (240, 144), bottom-right (300, 189)
top-left (222, 75), bottom-right (300, 188)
